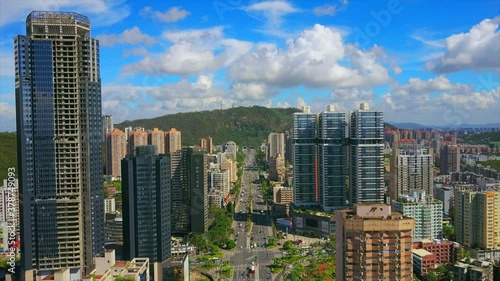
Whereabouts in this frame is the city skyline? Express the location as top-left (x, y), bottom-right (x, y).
top-left (0, 1), bottom-right (499, 131)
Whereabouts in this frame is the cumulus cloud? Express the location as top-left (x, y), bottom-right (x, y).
top-left (0, 0), bottom-right (130, 27)
top-left (426, 17), bottom-right (500, 73)
top-left (140, 6), bottom-right (190, 22)
top-left (380, 76), bottom-right (500, 125)
top-left (97, 27), bottom-right (156, 47)
top-left (230, 82), bottom-right (274, 101)
top-left (102, 76), bottom-right (227, 122)
top-left (122, 27), bottom-right (252, 75)
top-left (228, 24), bottom-right (393, 89)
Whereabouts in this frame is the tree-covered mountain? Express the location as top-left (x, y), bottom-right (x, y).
top-left (116, 106), bottom-right (301, 148)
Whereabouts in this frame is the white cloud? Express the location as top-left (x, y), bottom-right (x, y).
top-left (230, 82), bottom-right (273, 101)
top-left (122, 27), bottom-right (252, 76)
top-left (393, 75), bottom-right (454, 97)
top-left (140, 6), bottom-right (190, 22)
top-left (0, 0), bottom-right (130, 27)
top-left (97, 27), bottom-right (156, 47)
top-left (380, 76), bottom-right (500, 125)
top-left (228, 24), bottom-right (393, 89)
top-left (102, 76), bottom-right (228, 123)
top-left (245, 0), bottom-right (298, 25)
top-left (313, 4), bottom-right (336, 16)
top-left (411, 35), bottom-right (444, 48)
top-left (123, 47), bottom-right (149, 57)
top-left (426, 17), bottom-right (500, 73)
top-left (244, 0), bottom-right (298, 37)
top-left (0, 102), bottom-right (15, 132)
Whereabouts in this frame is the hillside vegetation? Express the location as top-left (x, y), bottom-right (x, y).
top-left (116, 106), bottom-right (301, 147)
top-left (0, 133), bottom-right (17, 183)
top-left (458, 131), bottom-right (500, 145)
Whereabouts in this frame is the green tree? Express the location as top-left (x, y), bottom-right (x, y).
top-left (225, 238), bottom-right (236, 250)
top-left (443, 225), bottom-right (454, 240)
top-left (226, 201), bottom-right (234, 214)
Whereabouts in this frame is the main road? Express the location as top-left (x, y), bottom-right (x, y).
top-left (229, 148), bottom-right (279, 281)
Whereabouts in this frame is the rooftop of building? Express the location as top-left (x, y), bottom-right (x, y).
top-left (27, 11), bottom-right (90, 25)
top-left (293, 207), bottom-right (334, 218)
top-left (412, 248), bottom-right (434, 257)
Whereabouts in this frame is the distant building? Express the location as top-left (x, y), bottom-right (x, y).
top-left (434, 185), bottom-right (453, 213)
top-left (199, 136), bottom-right (213, 154)
top-left (392, 192), bottom-right (443, 241)
top-left (454, 188), bottom-right (500, 250)
top-left (267, 132), bottom-right (285, 162)
top-left (165, 128), bottom-right (182, 153)
top-left (220, 160), bottom-right (237, 183)
top-left (454, 259), bottom-right (493, 281)
top-left (224, 141), bottom-right (238, 161)
top-left (0, 179), bottom-right (19, 227)
top-left (106, 128), bottom-right (127, 177)
top-left (104, 213), bottom-right (123, 244)
top-left (390, 144), bottom-right (433, 201)
top-left (82, 249), bottom-right (151, 281)
top-left (269, 153), bottom-right (285, 182)
top-left (170, 147), bottom-right (209, 235)
top-left (440, 145), bottom-right (461, 175)
top-left (122, 145), bottom-right (171, 279)
top-left (127, 128), bottom-right (148, 156)
top-left (102, 115), bottom-right (113, 141)
top-left (335, 204), bottom-right (414, 281)
top-left (104, 198), bottom-right (116, 214)
top-left (211, 169), bottom-right (230, 196)
top-left (148, 128), bottom-right (165, 154)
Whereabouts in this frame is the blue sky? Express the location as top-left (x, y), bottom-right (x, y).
top-left (0, 0), bottom-right (499, 131)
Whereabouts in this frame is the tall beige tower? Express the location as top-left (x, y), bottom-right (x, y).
top-left (336, 204), bottom-right (415, 281)
top-left (148, 128), bottom-right (165, 154)
top-left (166, 128), bottom-right (182, 153)
top-left (106, 129), bottom-right (127, 177)
top-left (127, 128), bottom-right (148, 156)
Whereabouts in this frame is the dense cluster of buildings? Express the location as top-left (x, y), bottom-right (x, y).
top-left (7, 9), bottom-right (500, 281)
top-left (11, 11), bottom-right (243, 281)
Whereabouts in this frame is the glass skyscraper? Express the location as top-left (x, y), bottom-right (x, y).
top-left (349, 103), bottom-right (385, 204)
top-left (15, 11), bottom-right (104, 280)
top-left (122, 145), bottom-right (171, 280)
top-left (292, 106), bottom-right (318, 207)
top-left (318, 107), bottom-right (348, 211)
top-left (293, 105), bottom-right (349, 210)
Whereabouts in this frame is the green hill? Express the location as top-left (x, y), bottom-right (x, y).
top-left (0, 133), bottom-right (17, 183)
top-left (116, 106), bottom-right (301, 147)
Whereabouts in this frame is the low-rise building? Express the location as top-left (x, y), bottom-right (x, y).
top-left (82, 249), bottom-right (150, 281)
top-left (412, 248), bottom-right (436, 279)
top-left (413, 239), bottom-right (455, 265)
top-left (454, 259), bottom-right (493, 281)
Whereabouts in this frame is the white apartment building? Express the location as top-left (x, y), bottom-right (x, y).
top-left (392, 192), bottom-right (443, 242)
